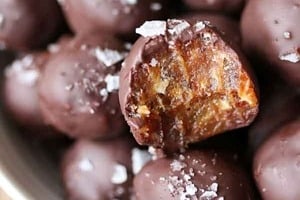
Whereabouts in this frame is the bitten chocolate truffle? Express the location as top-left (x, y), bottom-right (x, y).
top-left (241, 0), bottom-right (300, 86)
top-left (0, 0), bottom-right (64, 50)
top-left (134, 150), bottom-right (255, 199)
top-left (61, 138), bottom-right (133, 200)
top-left (182, 0), bottom-right (245, 13)
top-left (119, 19), bottom-right (258, 151)
top-left (60, 0), bottom-right (169, 36)
top-left (38, 34), bottom-right (128, 139)
top-left (3, 53), bottom-right (49, 128)
top-left (254, 120), bottom-right (300, 200)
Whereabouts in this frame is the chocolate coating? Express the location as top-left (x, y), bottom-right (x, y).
top-left (182, 13), bottom-right (241, 45)
top-left (254, 120), bottom-right (300, 200)
top-left (241, 0), bottom-right (300, 86)
top-left (61, 138), bottom-right (133, 200)
top-left (60, 0), bottom-right (169, 36)
top-left (183, 0), bottom-right (245, 13)
top-left (0, 0), bottom-right (64, 50)
top-left (120, 19), bottom-right (258, 151)
top-left (38, 34), bottom-right (127, 139)
top-left (134, 150), bottom-right (255, 199)
top-left (3, 53), bottom-right (49, 127)
top-left (248, 84), bottom-right (300, 153)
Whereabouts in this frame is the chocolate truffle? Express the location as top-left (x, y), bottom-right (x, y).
top-left (119, 19), bottom-right (258, 151)
top-left (248, 84), bottom-right (300, 153)
top-left (60, 0), bottom-right (169, 37)
top-left (241, 0), bottom-right (300, 86)
top-left (0, 0), bottom-right (64, 50)
top-left (253, 120), bottom-right (300, 200)
top-left (38, 34), bottom-right (128, 139)
top-left (61, 138), bottom-right (134, 200)
top-left (3, 53), bottom-right (49, 128)
top-left (134, 150), bottom-right (255, 199)
top-left (182, 0), bottom-right (245, 14)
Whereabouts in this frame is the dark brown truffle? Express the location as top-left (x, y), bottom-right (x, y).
top-left (248, 84), bottom-right (300, 153)
top-left (253, 120), bottom-right (300, 200)
top-left (0, 0), bottom-right (64, 50)
top-left (134, 150), bottom-right (255, 199)
top-left (241, 0), bottom-right (300, 86)
top-left (38, 34), bottom-right (128, 139)
top-left (3, 52), bottom-right (49, 128)
top-left (59, 0), bottom-right (169, 37)
top-left (182, 0), bottom-right (245, 13)
top-left (61, 138), bottom-right (134, 200)
top-left (119, 19), bottom-right (258, 151)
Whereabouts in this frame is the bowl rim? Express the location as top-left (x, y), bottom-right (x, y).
top-left (0, 166), bottom-right (29, 200)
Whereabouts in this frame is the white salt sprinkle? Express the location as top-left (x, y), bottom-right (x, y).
top-left (136, 21), bottom-right (166, 37)
top-left (104, 74), bottom-right (120, 92)
top-left (194, 21), bottom-right (206, 32)
top-left (283, 31), bottom-right (291, 39)
top-left (150, 2), bottom-right (162, 11)
top-left (95, 48), bottom-right (127, 67)
top-left (111, 164), bottom-right (128, 184)
top-left (78, 158), bottom-right (94, 172)
top-left (167, 19), bottom-right (190, 35)
top-left (131, 148), bottom-right (152, 174)
top-left (170, 160), bottom-right (187, 172)
top-left (279, 50), bottom-right (300, 63)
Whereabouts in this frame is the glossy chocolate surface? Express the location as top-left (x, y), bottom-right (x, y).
top-left (241, 0), bottom-right (300, 86)
top-left (254, 120), bottom-right (300, 200)
top-left (0, 0), bottom-right (64, 50)
top-left (134, 150), bottom-right (255, 199)
top-left (38, 34), bottom-right (127, 139)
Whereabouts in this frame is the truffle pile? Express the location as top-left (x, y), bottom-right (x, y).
top-left (0, 0), bottom-right (299, 199)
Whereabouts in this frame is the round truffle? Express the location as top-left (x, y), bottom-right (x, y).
top-left (248, 84), bottom-right (300, 153)
top-left (38, 34), bottom-right (128, 139)
top-left (241, 0), bottom-right (300, 86)
top-left (3, 53), bottom-right (49, 128)
top-left (119, 19), bottom-right (258, 151)
top-left (134, 150), bottom-right (255, 199)
top-left (253, 120), bottom-right (300, 200)
top-left (0, 0), bottom-right (64, 50)
top-left (61, 138), bottom-right (134, 200)
top-left (182, 0), bottom-right (245, 14)
top-left (60, 0), bottom-right (169, 37)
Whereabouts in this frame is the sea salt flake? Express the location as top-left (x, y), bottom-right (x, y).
top-left (78, 158), bottom-right (94, 171)
top-left (150, 2), bottom-right (162, 11)
top-left (6, 55), bottom-right (39, 86)
top-left (149, 58), bottom-right (158, 67)
top-left (209, 183), bottom-right (218, 192)
top-left (194, 21), bottom-right (206, 32)
top-left (95, 48), bottom-right (127, 67)
top-left (131, 148), bottom-right (152, 174)
top-left (167, 19), bottom-right (190, 35)
top-left (279, 50), bottom-right (300, 63)
top-left (199, 191), bottom-right (218, 200)
top-left (48, 43), bottom-right (61, 53)
top-left (170, 160), bottom-right (187, 171)
top-left (104, 74), bottom-right (120, 92)
top-left (121, 0), bottom-right (137, 5)
top-left (136, 21), bottom-right (166, 37)
top-left (283, 31), bottom-right (291, 39)
top-left (111, 164), bottom-right (128, 184)
top-left (185, 183), bottom-right (198, 195)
